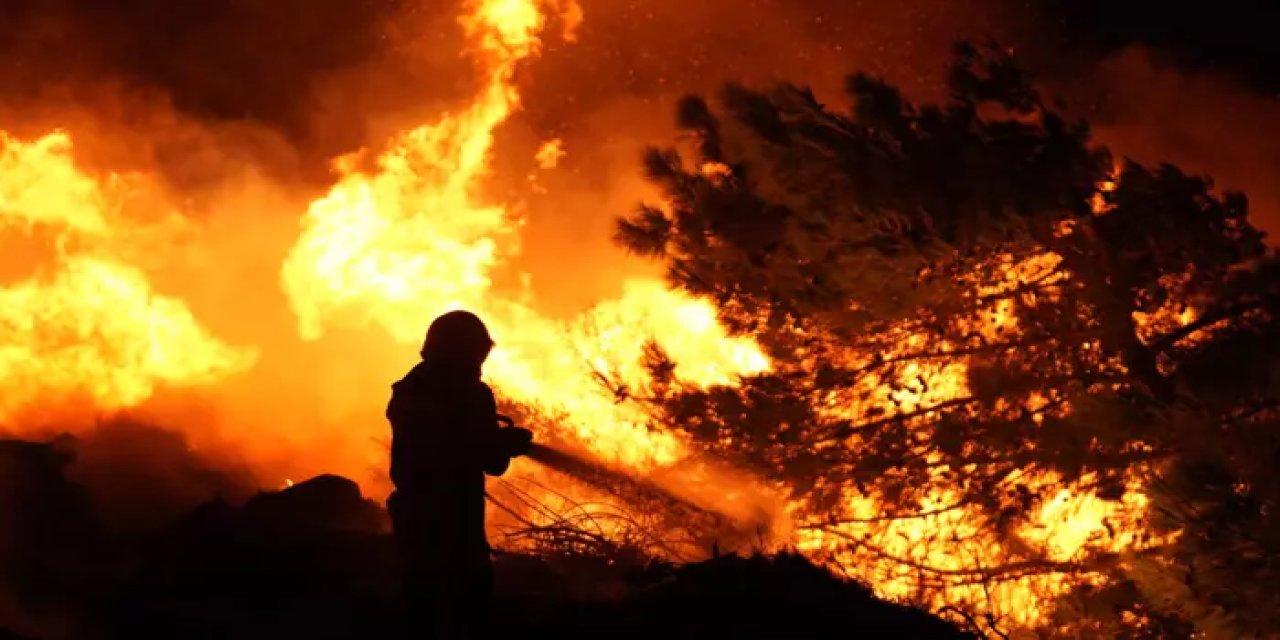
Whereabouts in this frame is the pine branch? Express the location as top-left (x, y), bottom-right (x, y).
top-left (1148, 295), bottom-right (1275, 353)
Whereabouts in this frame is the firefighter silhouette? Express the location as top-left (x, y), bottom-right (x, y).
top-left (386, 310), bottom-right (533, 638)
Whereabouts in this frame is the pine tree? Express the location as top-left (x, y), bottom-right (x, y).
top-left (614, 43), bottom-right (1280, 636)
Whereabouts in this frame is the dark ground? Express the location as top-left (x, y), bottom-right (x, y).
top-left (0, 437), bottom-right (971, 639)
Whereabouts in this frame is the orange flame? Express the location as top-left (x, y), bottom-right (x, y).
top-left (280, 0), bottom-right (767, 474)
top-left (0, 131), bottom-right (253, 422)
top-left (795, 250), bottom-right (1156, 625)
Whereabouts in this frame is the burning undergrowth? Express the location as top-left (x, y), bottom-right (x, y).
top-left (477, 397), bottom-right (785, 563)
top-left (494, 442), bottom-right (772, 561)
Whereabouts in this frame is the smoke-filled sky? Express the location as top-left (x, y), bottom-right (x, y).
top-left (2, 5), bottom-right (1273, 143)
top-left (2, 0), bottom-right (1274, 223)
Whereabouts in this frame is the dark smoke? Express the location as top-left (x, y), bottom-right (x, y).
top-left (66, 420), bottom-right (258, 533)
top-left (1, 419), bottom-right (257, 534)
top-left (1042, 0), bottom-right (1280, 93)
top-left (0, 0), bottom-right (472, 186)
top-left (0, 420), bottom-right (258, 635)
top-left (2, 1), bottom-right (1272, 199)
top-left (0, 0), bottom-right (382, 120)
top-left (1057, 47), bottom-right (1280, 236)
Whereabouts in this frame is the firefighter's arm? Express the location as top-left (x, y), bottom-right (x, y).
top-left (477, 387), bottom-right (533, 475)
top-left (478, 386), bottom-right (512, 475)
top-left (495, 418), bottom-right (533, 456)
top-left (481, 425), bottom-right (533, 476)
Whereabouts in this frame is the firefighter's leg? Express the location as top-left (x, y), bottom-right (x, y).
top-left (432, 544), bottom-right (494, 639)
top-left (389, 497), bottom-right (439, 637)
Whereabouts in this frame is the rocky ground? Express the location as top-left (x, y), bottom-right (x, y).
top-left (0, 435), bottom-right (971, 639)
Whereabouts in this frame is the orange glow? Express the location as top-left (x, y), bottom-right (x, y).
top-left (795, 471), bottom-right (1152, 626)
top-left (1090, 161), bottom-right (1122, 215)
top-left (535, 138), bottom-right (566, 169)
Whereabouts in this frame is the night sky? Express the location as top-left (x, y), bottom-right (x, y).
top-left (1050, 0), bottom-right (1280, 94)
top-left (3, 1), bottom-right (1276, 129)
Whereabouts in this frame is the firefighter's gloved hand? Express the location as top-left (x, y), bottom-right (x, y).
top-left (497, 425), bottom-right (534, 457)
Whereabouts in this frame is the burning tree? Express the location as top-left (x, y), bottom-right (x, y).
top-left (614, 43), bottom-right (1280, 637)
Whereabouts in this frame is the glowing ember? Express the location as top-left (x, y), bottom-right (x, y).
top-left (535, 138), bottom-right (566, 169)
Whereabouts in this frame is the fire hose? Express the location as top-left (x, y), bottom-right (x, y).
top-left (491, 415), bottom-right (739, 528)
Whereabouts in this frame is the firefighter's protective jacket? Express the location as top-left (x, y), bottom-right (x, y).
top-left (387, 360), bottom-right (528, 553)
